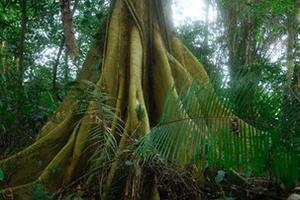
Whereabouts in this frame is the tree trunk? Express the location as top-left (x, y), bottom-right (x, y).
top-left (286, 11), bottom-right (297, 88)
top-left (295, 0), bottom-right (300, 91)
top-left (204, 0), bottom-right (210, 48)
top-left (53, 0), bottom-right (79, 99)
top-left (60, 0), bottom-right (79, 58)
top-left (64, 47), bottom-right (69, 83)
top-left (218, 0), bottom-right (256, 80)
top-left (52, 38), bottom-right (65, 100)
top-left (0, 0), bottom-right (210, 199)
top-left (0, 41), bottom-right (8, 73)
top-left (15, 0), bottom-right (27, 135)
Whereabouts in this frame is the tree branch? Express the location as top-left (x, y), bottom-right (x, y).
top-left (60, 0), bottom-right (79, 58)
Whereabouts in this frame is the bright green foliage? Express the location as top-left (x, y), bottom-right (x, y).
top-left (0, 68), bottom-right (59, 152)
top-left (0, 0), bottom-right (298, 196)
top-left (137, 77), bottom-right (300, 188)
top-left (0, 0), bottom-right (108, 153)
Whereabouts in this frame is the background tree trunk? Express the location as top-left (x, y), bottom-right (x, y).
top-left (0, 0), bottom-right (212, 199)
top-left (0, 41), bottom-right (8, 73)
top-left (60, 0), bottom-right (79, 58)
top-left (295, 0), bottom-right (300, 91)
top-left (286, 8), bottom-right (297, 88)
top-left (53, 0), bottom-right (79, 99)
top-left (15, 0), bottom-right (27, 135)
top-left (52, 39), bottom-right (65, 100)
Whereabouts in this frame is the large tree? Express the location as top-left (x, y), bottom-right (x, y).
top-left (0, 0), bottom-right (210, 199)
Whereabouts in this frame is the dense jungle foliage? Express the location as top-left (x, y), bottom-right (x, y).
top-left (0, 0), bottom-right (299, 199)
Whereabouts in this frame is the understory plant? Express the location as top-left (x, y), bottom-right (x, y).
top-left (137, 71), bottom-right (300, 189)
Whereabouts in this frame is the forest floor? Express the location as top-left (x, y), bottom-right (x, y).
top-left (1, 149), bottom-right (298, 200)
top-left (201, 178), bottom-right (298, 200)
top-left (59, 168), bottom-right (298, 200)
top-left (62, 178), bottom-right (296, 200)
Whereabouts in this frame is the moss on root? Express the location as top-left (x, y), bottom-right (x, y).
top-left (0, 0), bottom-right (223, 199)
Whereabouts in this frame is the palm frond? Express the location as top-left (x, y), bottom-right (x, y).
top-left (137, 72), bottom-right (300, 188)
top-left (75, 80), bottom-right (123, 177)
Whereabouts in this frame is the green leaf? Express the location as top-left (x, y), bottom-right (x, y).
top-left (0, 168), bottom-right (5, 181)
top-left (84, 0), bottom-right (91, 8)
top-left (73, 195), bottom-right (84, 200)
top-left (65, 194), bottom-right (74, 200)
top-left (135, 103), bottom-right (144, 120)
top-left (136, 72), bottom-right (300, 187)
top-left (215, 170), bottom-right (225, 184)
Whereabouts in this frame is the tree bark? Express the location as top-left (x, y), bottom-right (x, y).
top-left (295, 0), bottom-right (300, 91)
top-left (64, 47), bottom-right (69, 82)
top-left (0, 0), bottom-right (220, 199)
top-left (0, 41), bottom-right (8, 73)
top-left (52, 38), bottom-right (65, 100)
top-left (53, 0), bottom-right (79, 98)
top-left (286, 11), bottom-right (297, 88)
top-left (217, 0), bottom-right (256, 80)
top-left (204, 0), bottom-right (210, 47)
top-left (60, 0), bottom-right (79, 58)
top-left (15, 0), bottom-right (27, 134)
